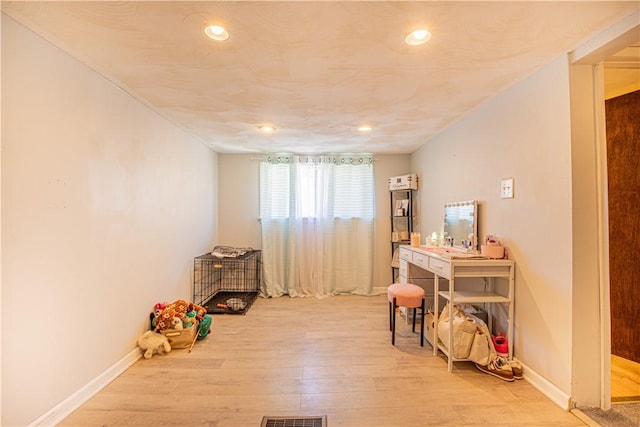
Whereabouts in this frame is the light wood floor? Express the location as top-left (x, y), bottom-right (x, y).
top-left (612, 354), bottom-right (640, 403)
top-left (60, 295), bottom-right (585, 427)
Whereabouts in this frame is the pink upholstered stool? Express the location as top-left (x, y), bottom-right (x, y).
top-left (387, 283), bottom-right (425, 346)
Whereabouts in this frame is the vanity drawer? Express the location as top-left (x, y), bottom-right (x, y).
top-left (399, 247), bottom-right (412, 261)
top-left (428, 257), bottom-right (451, 279)
top-left (412, 252), bottom-right (429, 269)
top-left (399, 259), bottom-right (408, 281)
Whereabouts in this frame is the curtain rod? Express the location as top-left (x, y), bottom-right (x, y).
top-left (250, 155), bottom-right (378, 161)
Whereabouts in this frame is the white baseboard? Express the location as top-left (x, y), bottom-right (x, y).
top-left (372, 291), bottom-right (573, 412)
top-left (521, 360), bottom-right (572, 411)
top-left (29, 348), bottom-right (142, 427)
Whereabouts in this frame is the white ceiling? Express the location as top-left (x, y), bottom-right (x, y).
top-left (3, 1), bottom-right (639, 154)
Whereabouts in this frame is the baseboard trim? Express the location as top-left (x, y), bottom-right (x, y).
top-left (521, 360), bottom-right (572, 411)
top-left (378, 288), bottom-right (574, 412)
top-left (29, 348), bottom-right (141, 427)
top-left (372, 286), bottom-right (387, 295)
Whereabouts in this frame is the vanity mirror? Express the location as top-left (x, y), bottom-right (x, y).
top-left (443, 200), bottom-right (478, 250)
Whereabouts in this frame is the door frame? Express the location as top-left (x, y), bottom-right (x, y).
top-left (569, 12), bottom-right (639, 410)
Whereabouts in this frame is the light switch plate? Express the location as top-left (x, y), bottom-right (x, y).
top-left (500, 177), bottom-right (514, 199)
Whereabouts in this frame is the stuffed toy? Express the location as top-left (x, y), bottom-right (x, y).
top-left (183, 309), bottom-right (197, 328)
top-left (137, 330), bottom-right (171, 359)
top-left (153, 302), bottom-right (166, 318)
top-left (154, 299), bottom-right (207, 331)
top-left (150, 302), bottom-right (167, 330)
top-left (170, 317), bottom-right (184, 330)
top-left (197, 314), bottom-right (213, 339)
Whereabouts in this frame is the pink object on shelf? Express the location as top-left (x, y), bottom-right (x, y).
top-left (481, 244), bottom-right (505, 259)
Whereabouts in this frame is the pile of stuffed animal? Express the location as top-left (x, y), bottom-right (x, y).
top-left (137, 299), bottom-right (212, 358)
top-left (151, 299), bottom-right (207, 331)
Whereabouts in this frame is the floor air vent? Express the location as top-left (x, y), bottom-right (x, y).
top-left (260, 415), bottom-right (327, 427)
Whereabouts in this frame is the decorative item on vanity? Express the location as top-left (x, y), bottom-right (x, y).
top-left (429, 231), bottom-right (445, 247)
top-left (480, 235), bottom-right (505, 259)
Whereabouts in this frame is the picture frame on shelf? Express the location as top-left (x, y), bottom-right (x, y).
top-left (395, 199), bottom-right (410, 216)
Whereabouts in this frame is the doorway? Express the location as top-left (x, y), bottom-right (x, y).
top-left (604, 60), bottom-right (640, 404)
top-left (569, 13), bottom-right (639, 411)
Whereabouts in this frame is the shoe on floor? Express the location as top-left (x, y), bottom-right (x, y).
top-left (508, 359), bottom-right (523, 380)
top-left (496, 356), bottom-right (523, 380)
top-left (475, 360), bottom-right (515, 382)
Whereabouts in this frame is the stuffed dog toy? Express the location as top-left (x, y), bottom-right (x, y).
top-left (137, 330), bottom-right (171, 359)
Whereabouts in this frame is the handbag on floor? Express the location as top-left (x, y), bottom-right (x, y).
top-left (468, 329), bottom-right (491, 365)
top-left (438, 303), bottom-right (477, 359)
top-left (467, 315), bottom-right (497, 365)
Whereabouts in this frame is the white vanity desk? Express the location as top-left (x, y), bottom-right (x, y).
top-left (398, 245), bottom-right (515, 371)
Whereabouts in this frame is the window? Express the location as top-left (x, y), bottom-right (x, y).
top-left (259, 154), bottom-right (375, 297)
top-left (260, 155), bottom-right (374, 220)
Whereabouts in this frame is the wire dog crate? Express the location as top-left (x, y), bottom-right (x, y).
top-left (193, 250), bottom-right (261, 315)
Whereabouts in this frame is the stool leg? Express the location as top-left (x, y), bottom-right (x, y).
top-left (389, 301), bottom-right (392, 331)
top-left (412, 307), bottom-right (417, 332)
top-left (420, 298), bottom-right (425, 347)
top-left (392, 297), bottom-right (397, 345)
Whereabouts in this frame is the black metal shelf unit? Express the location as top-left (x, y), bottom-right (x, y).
top-left (390, 189), bottom-right (414, 283)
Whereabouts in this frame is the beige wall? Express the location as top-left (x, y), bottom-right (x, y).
top-left (218, 153), bottom-right (411, 289)
top-left (1, 16), bottom-right (218, 426)
top-left (411, 55), bottom-right (575, 399)
top-left (218, 154), bottom-right (261, 249)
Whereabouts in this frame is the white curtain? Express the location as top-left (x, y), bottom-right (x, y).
top-left (260, 154), bottom-right (375, 298)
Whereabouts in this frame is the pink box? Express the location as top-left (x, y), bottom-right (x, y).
top-left (481, 245), bottom-right (505, 259)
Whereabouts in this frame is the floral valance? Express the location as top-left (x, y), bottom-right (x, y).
top-left (259, 154), bottom-right (374, 165)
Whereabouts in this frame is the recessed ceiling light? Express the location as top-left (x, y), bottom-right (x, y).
top-left (405, 29), bottom-right (431, 46)
top-left (204, 25), bottom-right (230, 41)
top-left (358, 125), bottom-right (372, 132)
top-left (258, 125), bottom-right (275, 133)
